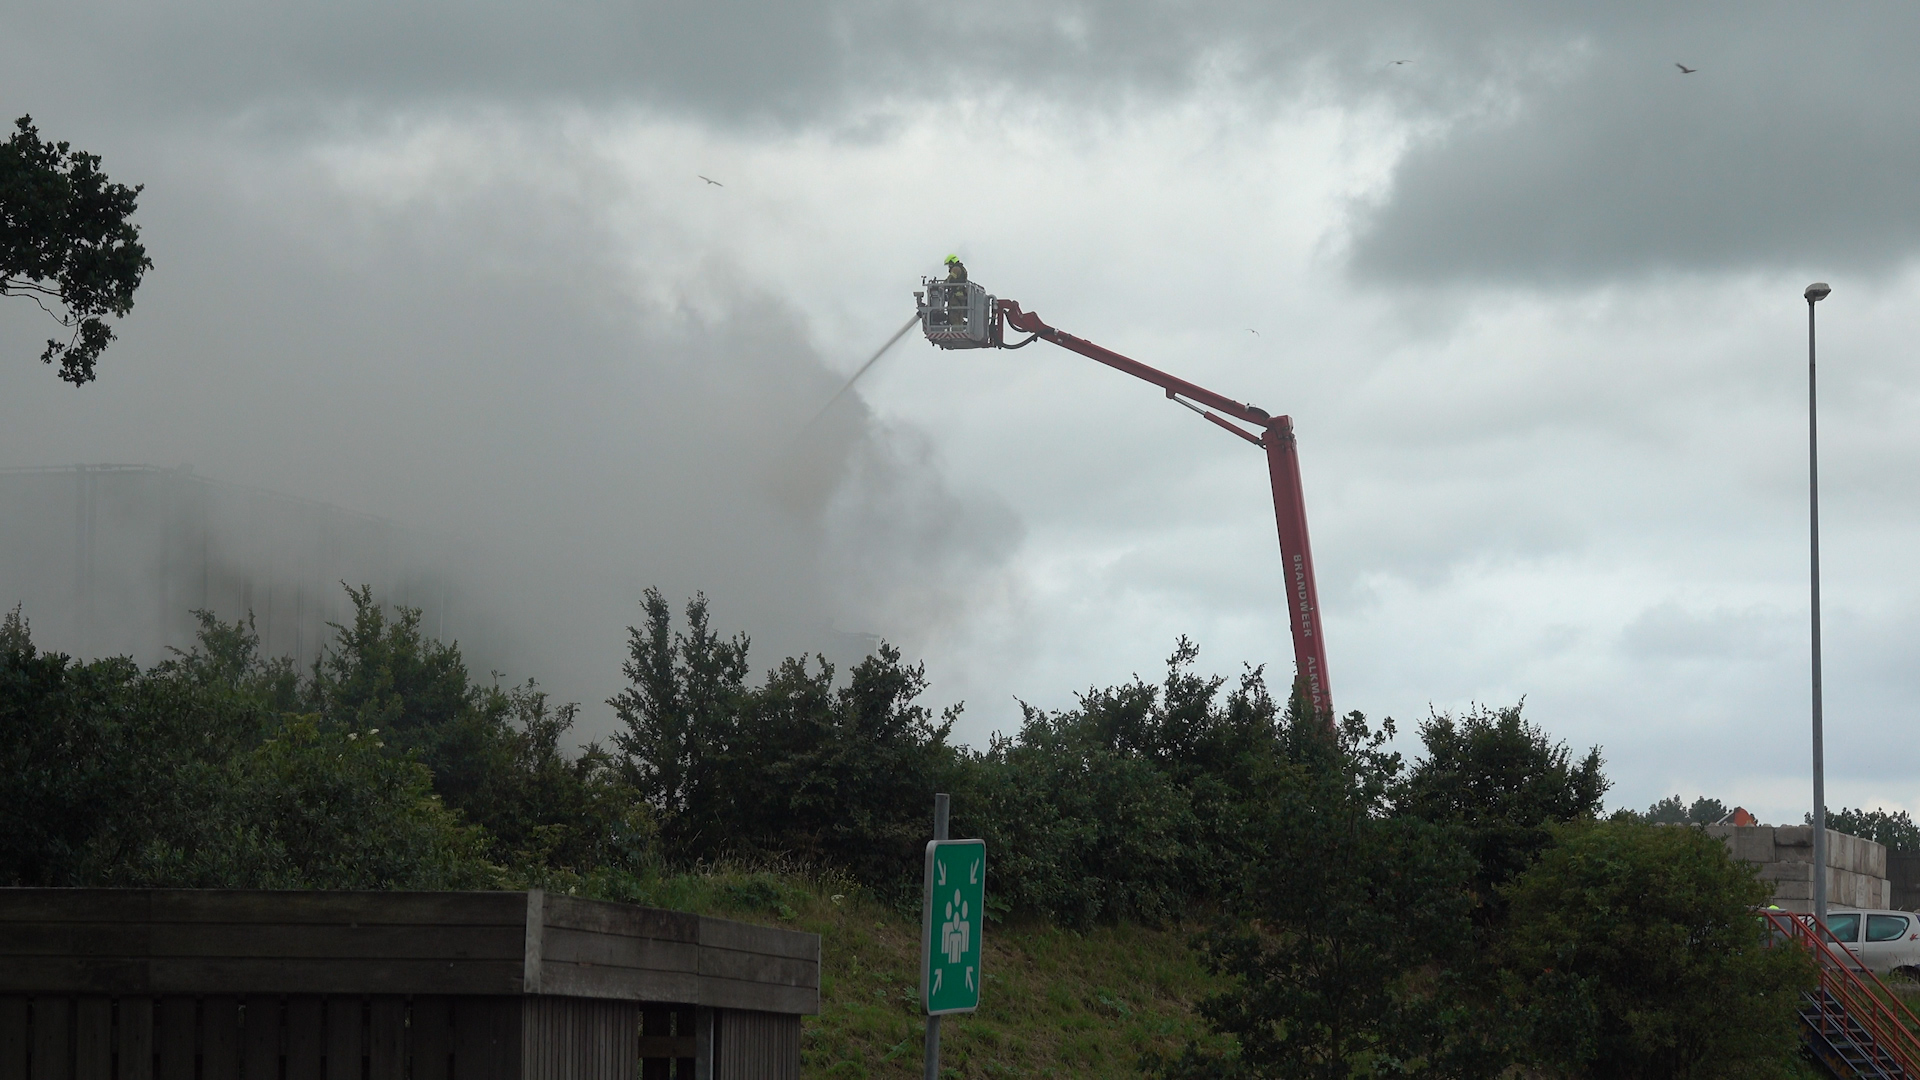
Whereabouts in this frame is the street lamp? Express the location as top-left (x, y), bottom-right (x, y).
top-left (1805, 280), bottom-right (1831, 926)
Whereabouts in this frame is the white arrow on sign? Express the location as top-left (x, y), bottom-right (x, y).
top-left (937, 862), bottom-right (948, 886)
top-left (933, 970), bottom-right (942, 993)
top-left (970, 859), bottom-right (980, 885)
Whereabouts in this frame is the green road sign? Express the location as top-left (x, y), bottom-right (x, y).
top-left (921, 838), bottom-right (986, 1015)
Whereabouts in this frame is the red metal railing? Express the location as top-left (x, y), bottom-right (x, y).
top-left (1764, 909), bottom-right (1920, 1077)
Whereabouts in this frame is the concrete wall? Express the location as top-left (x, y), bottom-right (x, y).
top-left (1706, 825), bottom-right (1892, 911)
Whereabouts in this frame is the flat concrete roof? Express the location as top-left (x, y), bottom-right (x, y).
top-left (0, 889), bottom-right (819, 1015)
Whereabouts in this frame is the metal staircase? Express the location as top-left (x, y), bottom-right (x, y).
top-left (1765, 910), bottom-right (1920, 1079)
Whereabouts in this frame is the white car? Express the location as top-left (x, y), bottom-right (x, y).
top-left (1824, 909), bottom-right (1920, 977)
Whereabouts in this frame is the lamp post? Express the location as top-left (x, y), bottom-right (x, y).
top-left (1805, 280), bottom-right (1831, 926)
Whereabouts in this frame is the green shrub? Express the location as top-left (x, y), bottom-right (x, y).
top-left (1499, 822), bottom-right (1817, 1078)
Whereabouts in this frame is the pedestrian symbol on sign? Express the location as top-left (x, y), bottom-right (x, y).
top-left (942, 890), bottom-right (970, 963)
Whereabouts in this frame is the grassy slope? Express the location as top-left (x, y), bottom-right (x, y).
top-left (601, 867), bottom-right (1228, 1079)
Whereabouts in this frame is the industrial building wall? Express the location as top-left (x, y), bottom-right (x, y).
top-left (0, 465), bottom-right (470, 668)
top-left (1889, 853), bottom-right (1920, 912)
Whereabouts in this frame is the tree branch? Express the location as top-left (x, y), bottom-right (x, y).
top-left (2, 289), bottom-right (73, 325)
top-left (0, 279), bottom-right (66, 300)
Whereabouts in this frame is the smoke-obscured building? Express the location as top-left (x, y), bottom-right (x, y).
top-left (0, 465), bottom-right (474, 666)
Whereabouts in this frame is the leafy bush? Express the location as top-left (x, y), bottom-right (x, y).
top-left (0, 592), bottom-right (648, 890)
top-left (0, 606), bottom-right (491, 888)
top-left (223, 718), bottom-right (492, 889)
top-left (1499, 822), bottom-right (1816, 1078)
top-left (3, 589), bottom-right (1825, 1078)
top-left (966, 639), bottom-right (1284, 926)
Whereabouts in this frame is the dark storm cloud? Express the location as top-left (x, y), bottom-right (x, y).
top-left (14, 2), bottom-right (1910, 282)
top-left (5, 2), bottom-right (871, 122)
top-left (0, 2), bottom-right (1518, 124)
top-left (1350, 5), bottom-right (1920, 282)
top-left (4, 0), bottom-right (1203, 123)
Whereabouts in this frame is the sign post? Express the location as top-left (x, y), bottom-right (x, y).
top-left (921, 794), bottom-right (985, 1079)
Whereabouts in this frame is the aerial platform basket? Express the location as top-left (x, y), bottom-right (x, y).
top-left (916, 279), bottom-right (998, 349)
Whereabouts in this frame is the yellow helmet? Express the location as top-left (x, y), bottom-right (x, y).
top-left (944, 254), bottom-right (961, 265)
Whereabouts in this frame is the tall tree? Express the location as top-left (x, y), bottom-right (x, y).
top-left (306, 586), bottom-right (646, 876)
top-left (1151, 700), bottom-right (1477, 1079)
top-left (725, 645), bottom-right (961, 886)
top-left (0, 116), bottom-right (151, 384)
top-left (610, 590), bottom-right (961, 887)
top-left (609, 589), bottom-right (750, 850)
top-left (1820, 807), bottom-right (1920, 852)
top-left (1636, 793), bottom-right (1732, 826)
top-left (1393, 705), bottom-right (1615, 1072)
top-left (1400, 704), bottom-right (1609, 902)
top-left (969, 640), bottom-right (1285, 927)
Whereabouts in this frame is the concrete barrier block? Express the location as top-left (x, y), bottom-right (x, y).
top-left (1832, 878), bottom-right (1860, 906)
top-left (1830, 831), bottom-right (1889, 876)
top-left (1731, 828), bottom-right (1776, 864)
top-left (1838, 837), bottom-right (1858, 876)
top-left (1829, 868), bottom-right (1884, 907)
top-left (1699, 824), bottom-right (1888, 913)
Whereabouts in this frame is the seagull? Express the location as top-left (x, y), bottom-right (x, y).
top-left (1389, 59), bottom-right (1412, 66)
top-left (1247, 329), bottom-right (1260, 336)
top-left (1675, 63), bottom-right (1697, 74)
top-left (698, 175), bottom-right (724, 186)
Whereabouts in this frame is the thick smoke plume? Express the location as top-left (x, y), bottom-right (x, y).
top-left (0, 115), bottom-right (1020, 742)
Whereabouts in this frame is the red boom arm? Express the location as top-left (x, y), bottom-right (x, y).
top-left (996, 298), bottom-right (1333, 717)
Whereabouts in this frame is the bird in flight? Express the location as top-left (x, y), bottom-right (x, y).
top-left (1675, 63), bottom-right (1697, 74)
top-left (1389, 59), bottom-right (1412, 66)
top-left (1247, 328), bottom-right (1260, 336)
top-left (699, 175), bottom-right (724, 186)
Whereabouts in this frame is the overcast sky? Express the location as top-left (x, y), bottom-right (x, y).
top-left (4, 1), bottom-right (1918, 823)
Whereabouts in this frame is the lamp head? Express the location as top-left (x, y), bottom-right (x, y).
top-left (1805, 282), bottom-right (1832, 303)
